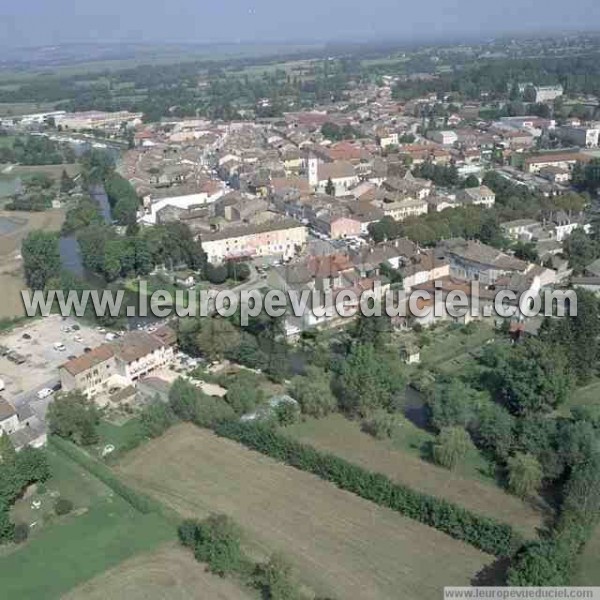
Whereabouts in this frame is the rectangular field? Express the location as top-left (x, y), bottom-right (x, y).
top-left (286, 415), bottom-right (546, 539)
top-left (117, 424), bottom-right (495, 600)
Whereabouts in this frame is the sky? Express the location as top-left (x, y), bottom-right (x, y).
top-left (1, 0), bottom-right (599, 48)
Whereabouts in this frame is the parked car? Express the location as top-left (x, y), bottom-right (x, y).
top-left (53, 343), bottom-right (67, 352)
top-left (37, 388), bottom-right (54, 400)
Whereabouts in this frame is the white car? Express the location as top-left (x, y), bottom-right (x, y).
top-left (37, 388), bottom-right (54, 400)
top-left (53, 343), bottom-right (67, 352)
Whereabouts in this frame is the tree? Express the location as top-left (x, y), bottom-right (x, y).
top-left (464, 174), bottom-right (480, 188)
top-left (512, 241), bottom-right (538, 262)
top-left (168, 378), bottom-right (200, 422)
top-left (196, 318), bottom-right (241, 361)
top-left (338, 344), bottom-right (403, 417)
top-left (178, 518), bottom-right (201, 548)
top-left (206, 263), bottom-right (228, 284)
top-left (353, 313), bottom-right (392, 349)
top-left (274, 400), bottom-right (300, 426)
top-left (492, 340), bottom-right (572, 415)
top-left (507, 541), bottom-right (567, 586)
top-left (194, 514), bottom-right (244, 576)
top-left (474, 402), bottom-right (515, 459)
top-left (22, 231), bottom-right (61, 291)
top-left (539, 289), bottom-right (600, 385)
top-left (507, 453), bottom-right (543, 498)
top-left (428, 380), bottom-right (480, 431)
top-left (140, 400), bottom-right (175, 438)
top-left (226, 373), bottom-right (265, 415)
top-left (325, 177), bottom-right (335, 196)
top-left (432, 427), bottom-right (474, 470)
top-left (362, 409), bottom-right (405, 440)
top-left (54, 498), bottom-right (74, 515)
top-left (60, 169), bottom-right (75, 194)
top-left (254, 554), bottom-right (299, 600)
top-left (563, 229), bottom-right (599, 274)
top-left (289, 366), bottom-right (336, 418)
top-left (47, 391), bottom-right (99, 446)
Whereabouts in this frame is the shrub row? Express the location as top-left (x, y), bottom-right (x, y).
top-left (214, 421), bottom-right (522, 556)
top-left (49, 436), bottom-right (163, 516)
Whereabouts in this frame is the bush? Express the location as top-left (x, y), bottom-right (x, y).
top-left (54, 498), bottom-right (74, 516)
top-left (178, 518), bottom-right (201, 548)
top-left (362, 409), bottom-right (404, 440)
top-left (206, 264), bottom-right (228, 285)
top-left (12, 522), bottom-right (29, 544)
top-left (432, 427), bottom-right (474, 470)
top-left (254, 553), bottom-right (299, 600)
top-left (194, 514), bottom-right (244, 576)
top-left (140, 400), bottom-right (176, 438)
top-left (214, 421), bottom-right (521, 556)
top-left (507, 453), bottom-right (543, 498)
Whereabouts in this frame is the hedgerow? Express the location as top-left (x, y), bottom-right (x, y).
top-left (214, 421), bottom-right (522, 556)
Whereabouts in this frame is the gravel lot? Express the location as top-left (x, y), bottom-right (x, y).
top-left (0, 314), bottom-right (109, 400)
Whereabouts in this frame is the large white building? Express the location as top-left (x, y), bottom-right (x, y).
top-left (534, 85), bottom-right (564, 103)
top-left (200, 219), bottom-right (308, 264)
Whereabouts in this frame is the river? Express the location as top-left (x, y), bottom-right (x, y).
top-left (59, 183), bottom-right (111, 279)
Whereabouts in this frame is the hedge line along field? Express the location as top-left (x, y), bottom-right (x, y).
top-left (117, 424), bottom-right (495, 600)
top-left (286, 414), bottom-right (546, 539)
top-left (64, 543), bottom-right (253, 600)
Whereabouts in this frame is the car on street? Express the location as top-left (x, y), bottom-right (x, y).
top-left (37, 388), bottom-right (54, 399)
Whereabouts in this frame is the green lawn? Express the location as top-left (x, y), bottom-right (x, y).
top-left (564, 378), bottom-right (600, 413)
top-left (94, 418), bottom-right (146, 459)
top-left (0, 444), bottom-right (173, 599)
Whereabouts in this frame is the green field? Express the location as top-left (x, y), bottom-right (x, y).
top-left (0, 444), bottom-right (173, 600)
top-left (563, 378), bottom-right (600, 414)
top-left (286, 414), bottom-right (547, 539)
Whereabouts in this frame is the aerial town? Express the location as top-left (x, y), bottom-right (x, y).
top-left (1, 25), bottom-right (600, 600)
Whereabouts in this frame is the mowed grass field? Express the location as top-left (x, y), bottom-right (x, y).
top-left (0, 446), bottom-right (173, 600)
top-left (117, 424), bottom-right (495, 600)
top-left (64, 543), bottom-right (253, 600)
top-left (286, 415), bottom-right (546, 539)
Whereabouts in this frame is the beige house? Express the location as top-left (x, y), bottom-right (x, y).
top-left (60, 330), bottom-right (176, 397)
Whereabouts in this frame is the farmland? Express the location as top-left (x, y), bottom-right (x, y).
top-left (118, 424), bottom-right (495, 600)
top-left (286, 414), bottom-right (547, 539)
top-left (0, 445), bottom-right (173, 600)
top-left (64, 543), bottom-right (253, 600)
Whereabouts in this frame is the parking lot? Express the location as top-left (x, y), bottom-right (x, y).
top-left (0, 315), bottom-right (108, 401)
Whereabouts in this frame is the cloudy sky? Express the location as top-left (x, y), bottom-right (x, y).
top-left (1, 0), bottom-right (599, 48)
